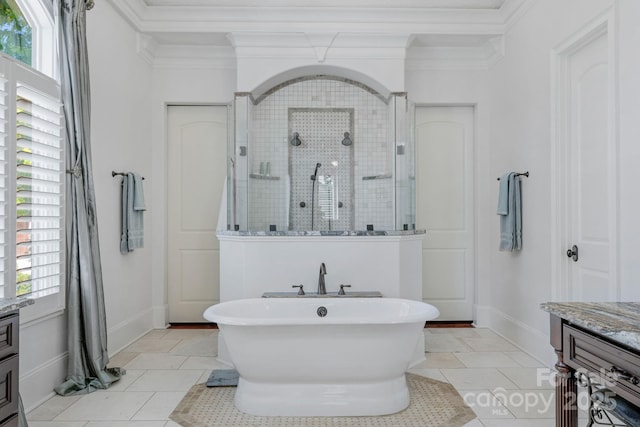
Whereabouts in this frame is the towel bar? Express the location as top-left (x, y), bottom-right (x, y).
top-left (497, 171), bottom-right (528, 181)
top-left (112, 171), bottom-right (145, 180)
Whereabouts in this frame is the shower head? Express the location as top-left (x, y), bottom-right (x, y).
top-left (311, 163), bottom-right (322, 181)
top-left (341, 131), bottom-right (352, 146)
top-left (290, 132), bottom-right (302, 146)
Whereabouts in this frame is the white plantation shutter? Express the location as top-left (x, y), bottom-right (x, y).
top-left (0, 54), bottom-right (64, 311)
top-left (0, 71), bottom-right (7, 297)
top-left (15, 84), bottom-right (63, 298)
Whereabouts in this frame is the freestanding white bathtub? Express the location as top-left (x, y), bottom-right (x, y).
top-left (203, 297), bottom-right (440, 417)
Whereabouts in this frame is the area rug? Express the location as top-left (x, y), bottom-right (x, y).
top-left (170, 373), bottom-right (476, 427)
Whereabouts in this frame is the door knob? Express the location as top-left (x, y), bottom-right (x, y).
top-left (566, 245), bottom-right (578, 262)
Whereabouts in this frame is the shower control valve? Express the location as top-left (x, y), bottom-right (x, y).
top-left (292, 284), bottom-right (305, 295)
top-left (338, 284), bottom-right (351, 295)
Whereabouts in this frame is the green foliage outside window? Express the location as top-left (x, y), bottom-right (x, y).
top-left (0, 0), bottom-right (31, 65)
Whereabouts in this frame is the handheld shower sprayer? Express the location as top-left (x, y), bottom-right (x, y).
top-left (311, 163), bottom-right (322, 181)
top-left (311, 162), bottom-right (321, 230)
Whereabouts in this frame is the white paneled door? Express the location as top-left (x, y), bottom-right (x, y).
top-left (167, 106), bottom-right (227, 322)
top-left (555, 19), bottom-right (617, 301)
top-left (416, 107), bottom-right (474, 321)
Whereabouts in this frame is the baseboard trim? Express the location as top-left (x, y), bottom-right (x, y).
top-left (152, 304), bottom-right (168, 329)
top-left (108, 307), bottom-right (155, 357)
top-left (487, 307), bottom-right (556, 367)
top-left (21, 352), bottom-right (68, 413)
top-left (474, 304), bottom-right (492, 327)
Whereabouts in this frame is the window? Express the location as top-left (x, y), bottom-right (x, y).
top-left (0, 0), bottom-right (62, 320)
top-left (0, 0), bottom-right (32, 66)
top-left (0, 38), bottom-right (63, 318)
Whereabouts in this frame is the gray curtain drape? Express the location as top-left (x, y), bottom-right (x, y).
top-left (53, 0), bottom-right (123, 396)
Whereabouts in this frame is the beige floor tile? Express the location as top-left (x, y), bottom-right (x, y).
top-left (29, 422), bottom-right (88, 427)
top-left (462, 420), bottom-right (485, 427)
top-left (109, 351), bottom-right (141, 368)
top-left (179, 356), bottom-right (231, 370)
top-left (140, 330), bottom-right (170, 340)
top-left (499, 367), bottom-right (556, 389)
top-left (107, 370), bottom-right (145, 392)
top-left (123, 339), bottom-right (182, 354)
top-left (492, 388), bottom-right (555, 419)
top-left (428, 327), bottom-right (482, 338)
top-left (54, 391), bottom-right (154, 421)
top-left (162, 329), bottom-right (217, 340)
top-left (406, 368), bottom-right (448, 382)
top-left (132, 392), bottom-right (187, 421)
top-left (459, 389), bottom-right (514, 419)
top-left (441, 368), bottom-right (519, 390)
top-left (127, 370), bottom-right (204, 392)
top-left (27, 395), bottom-right (83, 421)
top-left (87, 422), bottom-right (168, 427)
top-left (480, 419), bottom-right (554, 427)
top-left (425, 333), bottom-right (473, 353)
top-left (474, 329), bottom-right (503, 339)
top-left (124, 353), bottom-right (187, 370)
top-left (504, 351), bottom-right (546, 368)
top-left (461, 337), bottom-right (520, 352)
top-left (418, 352), bottom-right (466, 368)
top-left (169, 336), bottom-right (217, 357)
top-left (455, 352), bottom-right (522, 368)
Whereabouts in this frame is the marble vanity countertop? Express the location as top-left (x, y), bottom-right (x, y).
top-left (217, 229), bottom-right (426, 237)
top-left (541, 302), bottom-right (640, 351)
top-left (0, 297), bottom-right (35, 314)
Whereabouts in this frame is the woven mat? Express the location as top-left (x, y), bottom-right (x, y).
top-left (170, 373), bottom-right (476, 427)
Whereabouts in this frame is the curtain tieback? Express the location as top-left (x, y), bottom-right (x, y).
top-left (66, 167), bottom-right (82, 178)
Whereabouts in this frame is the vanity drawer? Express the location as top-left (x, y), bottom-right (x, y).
top-left (0, 354), bottom-right (18, 424)
top-left (0, 315), bottom-right (18, 361)
top-left (564, 324), bottom-right (640, 405)
top-left (0, 414), bottom-right (17, 427)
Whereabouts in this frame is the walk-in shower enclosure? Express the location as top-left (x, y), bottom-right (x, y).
top-left (226, 76), bottom-right (415, 232)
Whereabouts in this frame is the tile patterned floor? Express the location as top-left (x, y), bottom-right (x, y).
top-left (27, 328), bottom-right (576, 426)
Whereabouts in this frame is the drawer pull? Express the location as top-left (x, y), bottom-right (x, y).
top-left (610, 366), bottom-right (640, 385)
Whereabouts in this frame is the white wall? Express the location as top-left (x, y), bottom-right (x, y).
top-left (617, 0), bottom-right (640, 302)
top-left (485, 0), bottom-right (617, 365)
top-left (88, 0), bottom-right (154, 354)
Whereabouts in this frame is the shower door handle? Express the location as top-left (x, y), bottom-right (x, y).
top-left (566, 245), bottom-right (578, 262)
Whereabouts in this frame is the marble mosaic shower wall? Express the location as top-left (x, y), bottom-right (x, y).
top-left (247, 77), bottom-right (394, 231)
top-left (289, 109), bottom-right (353, 230)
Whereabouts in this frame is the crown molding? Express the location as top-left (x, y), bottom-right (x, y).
top-left (109, 0), bottom-right (506, 34)
top-left (405, 35), bottom-right (504, 70)
top-left (136, 33), bottom-right (157, 66)
top-left (500, 0), bottom-right (536, 32)
top-left (136, 32), bottom-right (236, 68)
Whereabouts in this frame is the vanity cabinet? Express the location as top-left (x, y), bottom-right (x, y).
top-left (0, 311), bottom-right (19, 427)
top-left (542, 302), bottom-right (640, 427)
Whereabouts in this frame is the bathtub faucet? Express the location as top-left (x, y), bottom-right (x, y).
top-left (318, 262), bottom-right (327, 294)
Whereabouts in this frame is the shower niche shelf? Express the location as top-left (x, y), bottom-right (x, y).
top-left (249, 173), bottom-right (280, 181)
top-left (362, 173), bottom-right (392, 180)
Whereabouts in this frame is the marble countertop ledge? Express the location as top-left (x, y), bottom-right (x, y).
top-left (0, 297), bottom-right (35, 315)
top-left (541, 302), bottom-right (640, 352)
top-left (263, 291), bottom-right (383, 298)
